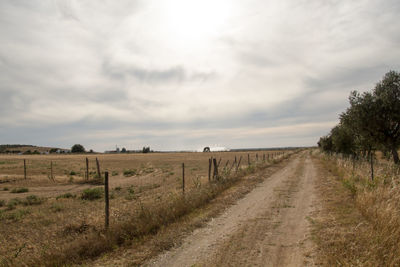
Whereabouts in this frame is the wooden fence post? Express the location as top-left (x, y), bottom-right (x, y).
top-left (213, 158), bottom-right (218, 179)
top-left (225, 160), bottom-right (230, 169)
top-left (248, 154), bottom-right (250, 166)
top-left (217, 158), bottom-right (222, 168)
top-left (182, 163), bottom-right (185, 194)
top-left (24, 159), bottom-right (26, 180)
top-left (236, 156), bottom-right (242, 173)
top-left (96, 158), bottom-right (101, 179)
top-left (208, 158), bottom-right (212, 182)
top-left (256, 154), bottom-right (258, 162)
top-left (104, 172), bottom-right (109, 230)
top-left (86, 157), bottom-right (89, 180)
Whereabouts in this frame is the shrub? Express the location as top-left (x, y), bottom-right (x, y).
top-left (70, 171), bottom-right (77, 175)
top-left (81, 188), bottom-right (103, 200)
top-left (3, 187), bottom-right (8, 191)
top-left (11, 188), bottom-right (29, 193)
top-left (23, 195), bottom-right (44, 206)
top-left (0, 199), bottom-right (5, 207)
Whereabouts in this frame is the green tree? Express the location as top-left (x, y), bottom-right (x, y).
top-left (330, 124), bottom-right (356, 156)
top-left (71, 144), bottom-right (85, 153)
top-left (371, 71), bottom-right (400, 163)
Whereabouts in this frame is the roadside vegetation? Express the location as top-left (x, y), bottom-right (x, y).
top-left (315, 70), bottom-right (400, 265)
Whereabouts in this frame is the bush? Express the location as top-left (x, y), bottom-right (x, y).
top-left (11, 188), bottom-right (29, 193)
top-left (0, 200), bottom-right (5, 207)
top-left (70, 171), bottom-right (77, 175)
top-left (23, 195), bottom-right (44, 206)
top-left (81, 188), bottom-right (103, 200)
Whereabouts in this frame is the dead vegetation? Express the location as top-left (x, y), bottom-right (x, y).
top-left (312, 150), bottom-right (400, 266)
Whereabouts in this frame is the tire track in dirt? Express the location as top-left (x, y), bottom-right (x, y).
top-left (145, 154), bottom-right (314, 266)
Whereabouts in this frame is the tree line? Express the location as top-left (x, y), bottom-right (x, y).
top-left (318, 70), bottom-right (400, 165)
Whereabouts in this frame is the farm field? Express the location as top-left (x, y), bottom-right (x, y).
top-left (2, 149), bottom-right (398, 266)
top-left (0, 149), bottom-right (291, 266)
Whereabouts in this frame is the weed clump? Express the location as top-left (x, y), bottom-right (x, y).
top-left (22, 195), bottom-right (44, 206)
top-left (81, 188), bottom-right (103, 200)
top-left (123, 169), bottom-right (137, 177)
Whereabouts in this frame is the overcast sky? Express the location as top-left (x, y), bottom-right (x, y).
top-left (1, 0), bottom-right (399, 151)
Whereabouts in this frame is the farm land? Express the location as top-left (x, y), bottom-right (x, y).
top-left (0, 149), bottom-right (291, 266)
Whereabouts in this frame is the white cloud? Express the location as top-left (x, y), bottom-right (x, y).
top-left (0, 0), bottom-right (399, 150)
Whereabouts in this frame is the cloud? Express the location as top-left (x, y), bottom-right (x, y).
top-left (0, 0), bottom-right (399, 151)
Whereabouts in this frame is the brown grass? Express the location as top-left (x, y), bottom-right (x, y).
top-left (312, 151), bottom-right (400, 266)
top-left (0, 150), bottom-right (293, 266)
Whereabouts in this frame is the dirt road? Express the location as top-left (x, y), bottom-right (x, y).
top-left (146, 153), bottom-right (317, 266)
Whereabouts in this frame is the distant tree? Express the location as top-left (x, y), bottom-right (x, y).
top-left (330, 124), bottom-right (356, 156)
top-left (89, 149), bottom-right (94, 153)
top-left (318, 135), bottom-right (333, 153)
top-left (121, 147), bottom-right (127, 153)
top-left (49, 148), bottom-right (58, 153)
top-left (71, 144), bottom-right (85, 153)
top-left (142, 146), bottom-right (151, 153)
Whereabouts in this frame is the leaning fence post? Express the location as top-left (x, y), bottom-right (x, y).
top-left (96, 157), bottom-right (101, 179)
top-left (236, 156), bottom-right (242, 173)
top-left (182, 163), bottom-right (185, 194)
top-left (213, 158), bottom-right (219, 179)
top-left (24, 159), bottom-right (27, 180)
top-left (104, 171), bottom-right (109, 230)
top-left (86, 157), bottom-right (89, 180)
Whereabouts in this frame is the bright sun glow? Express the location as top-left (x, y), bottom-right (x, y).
top-left (163, 0), bottom-right (233, 45)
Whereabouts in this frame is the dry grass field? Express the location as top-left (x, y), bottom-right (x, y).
top-left (311, 150), bottom-right (400, 266)
top-left (0, 149), bottom-right (289, 266)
